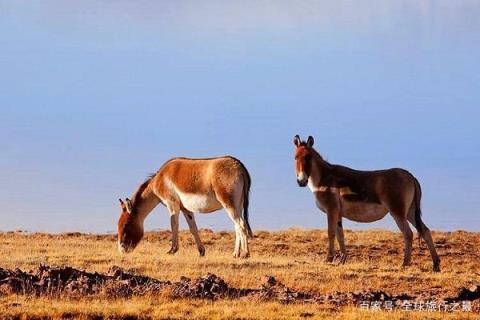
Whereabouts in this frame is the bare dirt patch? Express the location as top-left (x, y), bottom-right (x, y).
top-left (0, 265), bottom-right (478, 312)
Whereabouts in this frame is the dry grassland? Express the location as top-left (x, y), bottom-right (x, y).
top-left (0, 229), bottom-right (478, 319)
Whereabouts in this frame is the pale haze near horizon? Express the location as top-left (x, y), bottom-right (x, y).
top-left (0, 1), bottom-right (479, 233)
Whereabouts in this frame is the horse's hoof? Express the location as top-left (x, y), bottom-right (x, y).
top-left (198, 248), bottom-right (206, 257)
top-left (338, 253), bottom-right (348, 265)
top-left (167, 248), bottom-right (178, 255)
top-left (433, 263), bottom-right (441, 272)
top-left (240, 252), bottom-right (250, 259)
top-left (402, 261), bottom-right (412, 267)
top-left (232, 252), bottom-right (240, 258)
top-left (325, 255), bottom-right (334, 263)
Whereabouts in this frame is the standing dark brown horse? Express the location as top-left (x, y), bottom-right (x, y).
top-left (293, 135), bottom-right (440, 272)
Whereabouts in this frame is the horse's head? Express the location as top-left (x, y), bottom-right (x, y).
top-left (117, 198), bottom-right (144, 254)
top-left (293, 135), bottom-right (315, 187)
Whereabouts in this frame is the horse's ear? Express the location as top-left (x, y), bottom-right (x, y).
top-left (119, 198), bottom-right (125, 208)
top-left (306, 136), bottom-right (314, 147)
top-left (125, 198), bottom-right (133, 214)
top-left (293, 135), bottom-right (301, 147)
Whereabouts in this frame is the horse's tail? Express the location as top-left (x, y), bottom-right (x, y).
top-left (239, 160), bottom-right (253, 238)
top-left (412, 176), bottom-right (424, 235)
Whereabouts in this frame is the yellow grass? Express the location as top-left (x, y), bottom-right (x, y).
top-left (1, 297), bottom-right (478, 320)
top-left (0, 229), bottom-right (479, 319)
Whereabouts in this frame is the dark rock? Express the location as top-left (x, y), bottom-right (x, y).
top-left (262, 275), bottom-right (277, 288)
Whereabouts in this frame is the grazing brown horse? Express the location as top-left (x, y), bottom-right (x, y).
top-left (117, 156), bottom-right (253, 258)
top-left (293, 135), bottom-right (440, 272)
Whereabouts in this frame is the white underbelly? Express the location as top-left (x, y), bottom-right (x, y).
top-left (177, 191), bottom-right (222, 213)
top-left (341, 201), bottom-right (389, 222)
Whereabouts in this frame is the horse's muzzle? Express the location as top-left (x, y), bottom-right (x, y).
top-left (297, 179), bottom-right (308, 187)
top-left (297, 171), bottom-right (309, 187)
top-left (118, 242), bottom-right (133, 254)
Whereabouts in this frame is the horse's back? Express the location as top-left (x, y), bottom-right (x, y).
top-left (160, 156), bottom-right (246, 190)
top-left (330, 165), bottom-right (418, 217)
top-left (158, 156), bottom-right (247, 212)
top-left (163, 156), bottom-right (245, 178)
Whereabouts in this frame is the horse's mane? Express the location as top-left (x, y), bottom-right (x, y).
top-left (131, 173), bottom-right (156, 207)
top-left (309, 147), bottom-right (330, 168)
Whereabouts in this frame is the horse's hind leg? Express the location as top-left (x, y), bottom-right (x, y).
top-left (407, 211), bottom-right (441, 272)
top-left (224, 206), bottom-right (249, 258)
top-left (215, 183), bottom-right (249, 258)
top-left (391, 213), bottom-right (413, 267)
top-left (183, 211), bottom-right (206, 257)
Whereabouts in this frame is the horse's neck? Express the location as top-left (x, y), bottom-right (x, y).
top-left (311, 153), bottom-right (331, 187)
top-left (133, 186), bottom-right (161, 222)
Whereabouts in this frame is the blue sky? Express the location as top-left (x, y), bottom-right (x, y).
top-left (1, 1), bottom-right (479, 232)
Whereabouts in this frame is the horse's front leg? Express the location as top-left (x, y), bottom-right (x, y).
top-left (183, 211), bottom-right (206, 256)
top-left (167, 203), bottom-right (180, 254)
top-left (326, 210), bottom-right (339, 263)
top-left (335, 219), bottom-right (348, 264)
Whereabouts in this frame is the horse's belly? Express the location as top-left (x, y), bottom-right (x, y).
top-left (341, 201), bottom-right (389, 222)
top-left (178, 192), bottom-right (222, 213)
